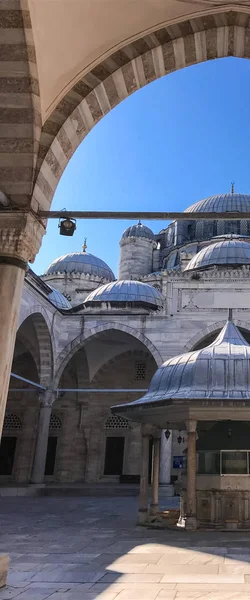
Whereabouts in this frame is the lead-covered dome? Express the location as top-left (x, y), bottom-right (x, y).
top-left (116, 321), bottom-right (250, 407)
top-left (84, 280), bottom-right (163, 308)
top-left (185, 193), bottom-right (250, 213)
top-left (48, 287), bottom-right (72, 310)
top-left (122, 221), bottom-right (155, 241)
top-left (185, 238), bottom-right (250, 272)
top-left (45, 251), bottom-right (115, 281)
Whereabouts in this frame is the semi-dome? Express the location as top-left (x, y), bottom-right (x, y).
top-left (84, 280), bottom-right (163, 308)
top-left (45, 251), bottom-right (115, 281)
top-left (48, 287), bottom-right (72, 310)
top-left (116, 320), bottom-right (250, 408)
top-left (122, 221), bottom-right (155, 241)
top-left (185, 238), bottom-right (250, 272)
top-left (185, 193), bottom-right (250, 213)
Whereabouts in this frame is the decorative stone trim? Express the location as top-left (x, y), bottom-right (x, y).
top-left (0, 211), bottom-right (45, 263)
top-left (0, 1), bottom-right (41, 208)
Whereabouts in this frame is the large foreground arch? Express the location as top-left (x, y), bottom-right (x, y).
top-left (33, 8), bottom-right (250, 210)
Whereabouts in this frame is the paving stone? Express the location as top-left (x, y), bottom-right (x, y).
top-left (3, 497), bottom-right (250, 600)
top-left (0, 587), bottom-right (24, 599)
top-left (48, 594), bottom-right (118, 600)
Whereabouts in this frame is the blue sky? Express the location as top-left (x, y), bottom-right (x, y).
top-left (33, 57), bottom-right (250, 277)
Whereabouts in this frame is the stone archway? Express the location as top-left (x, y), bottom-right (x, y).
top-left (16, 312), bottom-right (54, 386)
top-left (184, 317), bottom-right (250, 351)
top-left (54, 322), bottom-right (163, 386)
top-left (32, 9), bottom-right (250, 210)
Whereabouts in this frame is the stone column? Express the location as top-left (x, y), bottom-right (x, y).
top-left (186, 419), bottom-right (197, 530)
top-left (0, 212), bottom-right (44, 438)
top-left (150, 436), bottom-right (160, 516)
top-left (159, 430), bottom-right (172, 484)
top-left (137, 424), bottom-right (150, 525)
top-left (31, 390), bottom-right (56, 484)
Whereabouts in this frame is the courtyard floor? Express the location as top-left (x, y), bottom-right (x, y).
top-left (1, 497), bottom-right (250, 599)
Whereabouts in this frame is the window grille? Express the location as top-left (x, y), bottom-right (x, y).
top-left (3, 413), bottom-right (22, 431)
top-left (49, 414), bottom-right (62, 431)
top-left (135, 362), bottom-right (146, 380)
top-left (105, 414), bottom-right (129, 429)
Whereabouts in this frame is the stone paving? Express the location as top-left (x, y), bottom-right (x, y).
top-left (1, 497), bottom-right (250, 599)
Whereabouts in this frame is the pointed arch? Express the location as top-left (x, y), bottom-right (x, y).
top-left (185, 318), bottom-right (250, 351)
top-left (16, 311), bottom-right (54, 386)
top-left (54, 322), bottom-right (163, 386)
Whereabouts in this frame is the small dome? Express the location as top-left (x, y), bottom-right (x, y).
top-left (122, 222), bottom-right (155, 241)
top-left (121, 320), bottom-right (250, 404)
top-left (185, 193), bottom-right (250, 213)
top-left (84, 280), bottom-right (163, 308)
top-left (45, 251), bottom-right (115, 281)
top-left (184, 238), bottom-right (250, 272)
top-left (48, 287), bottom-right (72, 310)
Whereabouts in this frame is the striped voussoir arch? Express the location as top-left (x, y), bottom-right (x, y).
top-left (32, 8), bottom-right (250, 211)
top-left (0, 0), bottom-right (41, 207)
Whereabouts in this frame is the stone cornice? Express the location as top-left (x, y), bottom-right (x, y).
top-left (0, 212), bottom-right (45, 264)
top-left (165, 265), bottom-right (250, 280)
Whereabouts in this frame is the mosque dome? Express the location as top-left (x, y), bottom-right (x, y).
top-left (185, 193), bottom-right (250, 213)
top-left (45, 250), bottom-right (115, 281)
top-left (48, 287), bottom-right (72, 310)
top-left (184, 238), bottom-right (250, 272)
top-left (84, 280), bottom-right (163, 308)
top-left (120, 320), bottom-right (250, 404)
top-left (122, 221), bottom-right (155, 241)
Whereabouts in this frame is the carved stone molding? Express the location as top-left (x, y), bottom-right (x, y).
top-left (39, 389), bottom-right (57, 408)
top-left (186, 420), bottom-right (197, 433)
top-left (0, 212), bottom-right (45, 264)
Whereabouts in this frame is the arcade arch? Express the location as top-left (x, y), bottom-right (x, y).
top-left (0, 312), bottom-right (54, 482)
top-left (185, 319), bottom-right (250, 351)
top-left (55, 322), bottom-right (162, 386)
top-left (52, 329), bottom-right (158, 483)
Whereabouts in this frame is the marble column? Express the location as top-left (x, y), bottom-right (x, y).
top-left (150, 436), bottom-right (160, 516)
top-left (0, 212), bottom-right (44, 439)
top-left (31, 390), bottom-right (56, 484)
top-left (159, 430), bottom-right (172, 484)
top-left (186, 419), bottom-right (197, 530)
top-left (137, 425), bottom-right (150, 525)
top-left (0, 264), bottom-right (25, 436)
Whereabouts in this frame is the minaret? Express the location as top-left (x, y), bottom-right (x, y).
top-left (119, 221), bottom-right (157, 279)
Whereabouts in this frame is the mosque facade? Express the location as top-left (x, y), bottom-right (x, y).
top-left (3, 191), bottom-right (250, 490)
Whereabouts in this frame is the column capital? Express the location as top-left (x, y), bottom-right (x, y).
top-left (141, 423), bottom-right (154, 437)
top-left (0, 211), bottom-right (45, 265)
top-left (186, 420), bottom-right (197, 433)
top-left (39, 389), bottom-right (57, 408)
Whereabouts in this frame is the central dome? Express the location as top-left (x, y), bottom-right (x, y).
top-left (45, 251), bottom-right (115, 281)
top-left (185, 193), bottom-right (250, 213)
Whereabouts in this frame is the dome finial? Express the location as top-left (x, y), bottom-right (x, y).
top-left (228, 308), bottom-right (233, 321)
top-left (138, 219), bottom-right (142, 226)
top-left (231, 181), bottom-right (235, 194)
top-left (82, 238), bottom-right (87, 252)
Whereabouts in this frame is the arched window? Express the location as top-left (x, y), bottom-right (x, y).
top-left (105, 414), bottom-right (129, 430)
top-left (3, 413), bottom-right (22, 431)
top-left (49, 414), bottom-right (62, 431)
top-left (187, 223), bottom-right (195, 240)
